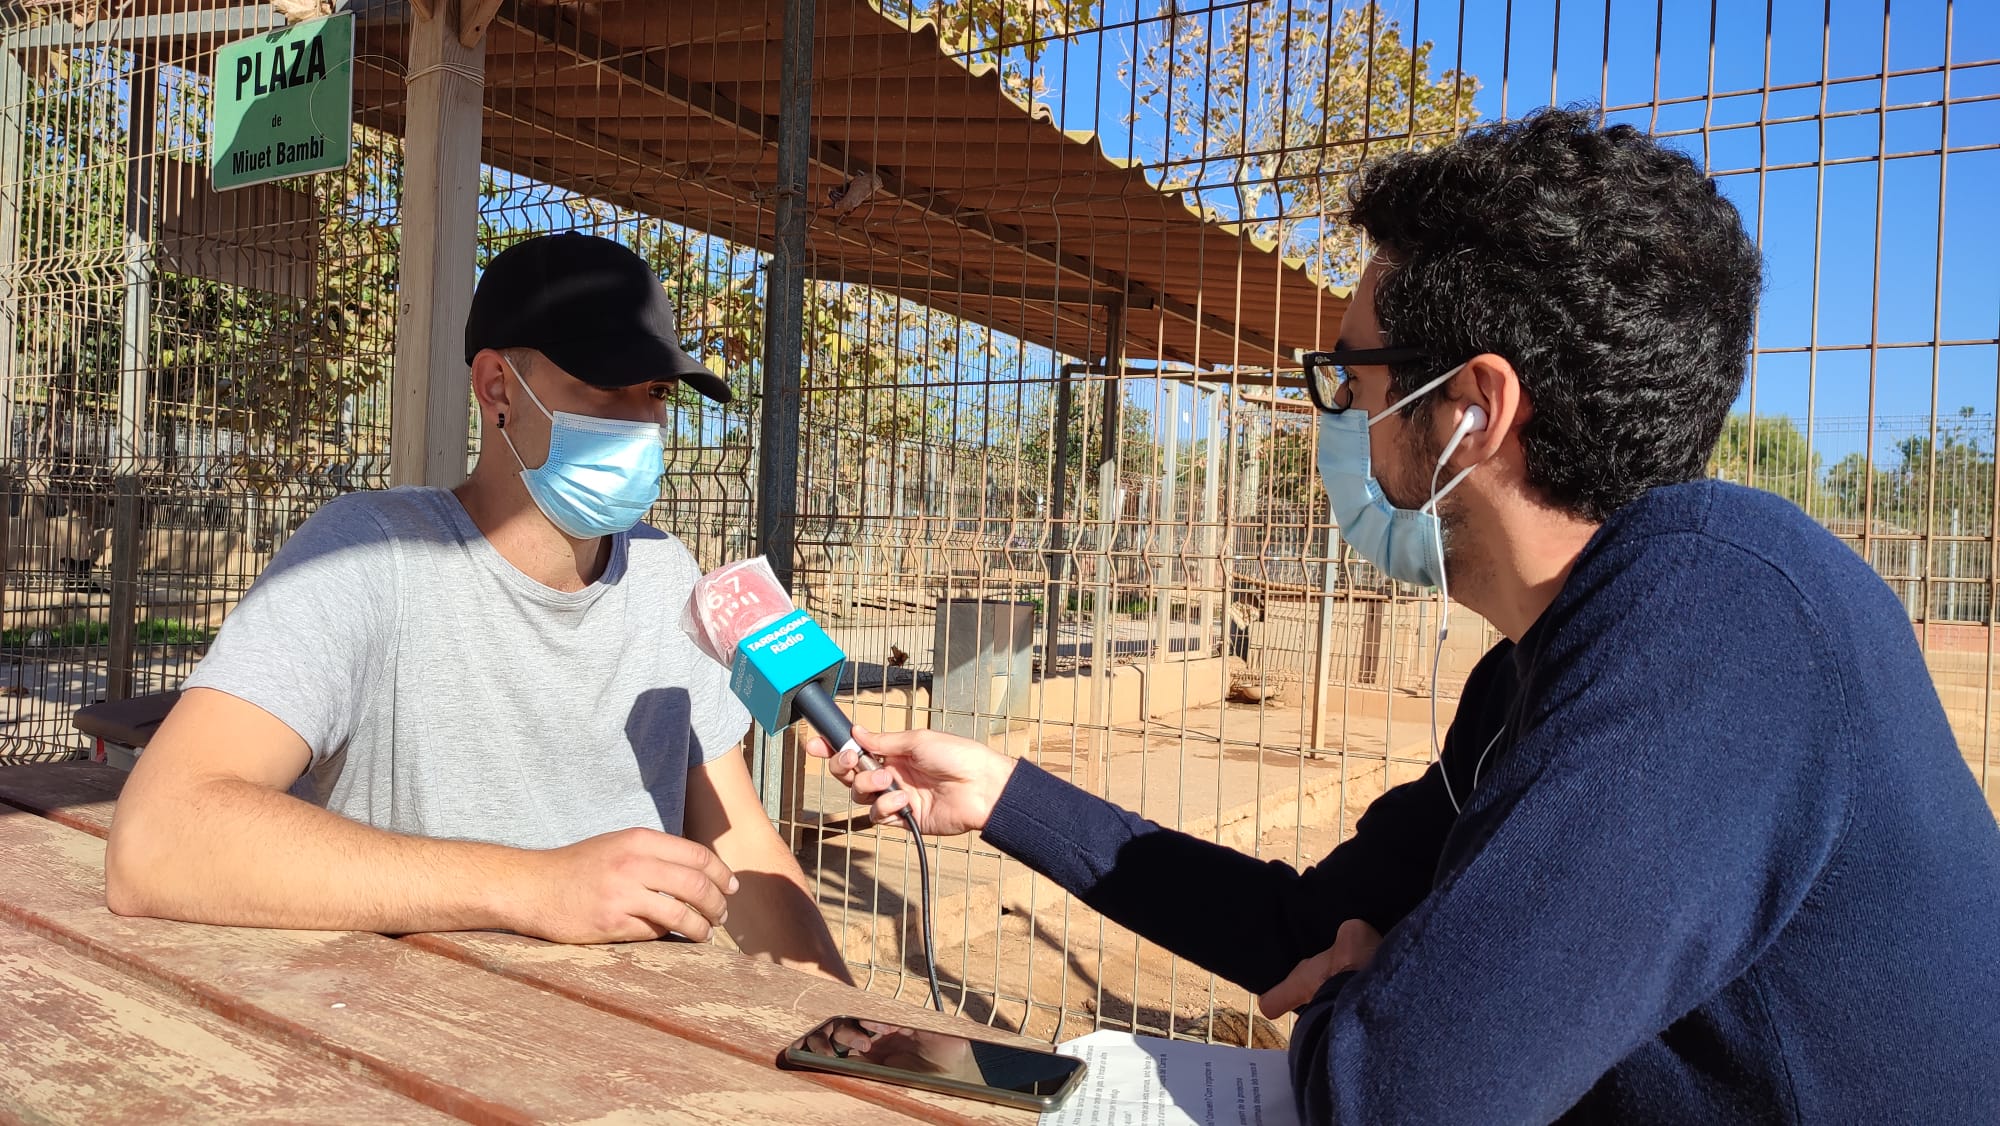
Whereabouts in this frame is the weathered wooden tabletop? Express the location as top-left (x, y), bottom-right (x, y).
top-left (0, 762), bottom-right (1043, 1125)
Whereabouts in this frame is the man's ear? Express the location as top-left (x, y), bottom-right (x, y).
top-left (469, 349), bottom-right (514, 426)
top-left (1452, 352), bottom-right (1526, 464)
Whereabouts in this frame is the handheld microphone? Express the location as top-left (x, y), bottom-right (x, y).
top-left (682, 556), bottom-right (943, 1010)
top-left (682, 557), bottom-right (875, 767)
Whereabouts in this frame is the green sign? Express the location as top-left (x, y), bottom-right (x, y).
top-left (210, 12), bottom-right (353, 192)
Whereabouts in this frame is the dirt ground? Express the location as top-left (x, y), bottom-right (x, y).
top-left (794, 693), bottom-right (1439, 1048)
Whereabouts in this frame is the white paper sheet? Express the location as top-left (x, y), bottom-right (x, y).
top-left (1040, 1030), bottom-right (1300, 1126)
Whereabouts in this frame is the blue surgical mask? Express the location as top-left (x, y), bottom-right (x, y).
top-left (1315, 363), bottom-right (1476, 588)
top-left (497, 358), bottom-right (666, 539)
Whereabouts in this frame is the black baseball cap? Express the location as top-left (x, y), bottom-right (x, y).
top-left (463, 232), bottom-right (732, 403)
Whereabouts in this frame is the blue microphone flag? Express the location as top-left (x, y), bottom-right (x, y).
top-left (730, 608), bottom-right (847, 735)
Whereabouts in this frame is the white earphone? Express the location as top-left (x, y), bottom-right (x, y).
top-left (1427, 400), bottom-right (1491, 814)
top-left (1436, 403), bottom-right (1489, 469)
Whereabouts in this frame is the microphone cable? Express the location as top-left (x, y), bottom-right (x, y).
top-left (871, 759), bottom-right (943, 1013)
top-left (797, 685), bottom-right (943, 1011)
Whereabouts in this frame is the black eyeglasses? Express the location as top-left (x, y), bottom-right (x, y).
top-left (1301, 347), bottom-right (1433, 414)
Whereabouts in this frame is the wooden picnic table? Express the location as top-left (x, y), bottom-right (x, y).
top-left (0, 762), bottom-right (1044, 1125)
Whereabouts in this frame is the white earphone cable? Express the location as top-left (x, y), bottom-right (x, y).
top-left (1426, 407), bottom-right (1500, 814)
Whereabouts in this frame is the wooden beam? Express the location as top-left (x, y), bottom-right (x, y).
top-left (391, 0), bottom-right (483, 488)
top-left (802, 266), bottom-right (1121, 305)
top-left (474, 154), bottom-right (765, 266)
top-left (457, 0), bottom-right (504, 47)
top-left (473, 104), bottom-right (804, 265)
top-left (484, 96), bottom-right (713, 182)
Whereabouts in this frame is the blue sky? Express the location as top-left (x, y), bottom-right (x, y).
top-left (1014, 0), bottom-right (1999, 460)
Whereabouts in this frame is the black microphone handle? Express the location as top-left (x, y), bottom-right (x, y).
top-left (792, 680), bottom-right (915, 813)
top-left (791, 679), bottom-right (855, 752)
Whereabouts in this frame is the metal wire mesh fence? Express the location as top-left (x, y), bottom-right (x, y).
top-left (774, 0), bottom-right (2000, 1045)
top-left (0, 5), bottom-right (401, 761)
top-left (0, 0), bottom-right (1992, 1051)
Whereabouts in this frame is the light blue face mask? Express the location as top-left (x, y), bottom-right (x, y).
top-left (498, 358), bottom-right (666, 540)
top-left (1315, 363), bottom-right (1477, 589)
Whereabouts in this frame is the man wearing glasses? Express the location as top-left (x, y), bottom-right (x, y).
top-left (811, 108), bottom-right (2000, 1121)
top-left (106, 233), bottom-right (851, 983)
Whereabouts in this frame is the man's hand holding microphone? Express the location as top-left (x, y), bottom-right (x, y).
top-left (803, 726), bottom-right (1017, 837)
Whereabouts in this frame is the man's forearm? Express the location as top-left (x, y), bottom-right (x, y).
top-left (981, 760), bottom-right (1455, 994)
top-left (106, 775), bottom-right (534, 935)
top-left (713, 840), bottom-right (852, 983)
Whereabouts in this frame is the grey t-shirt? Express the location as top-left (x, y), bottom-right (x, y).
top-left (183, 486), bottom-right (751, 850)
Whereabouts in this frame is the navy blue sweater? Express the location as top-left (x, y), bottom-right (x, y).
top-left (983, 480), bottom-right (2000, 1122)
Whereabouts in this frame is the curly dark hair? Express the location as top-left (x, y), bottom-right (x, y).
top-left (1347, 105), bottom-right (1763, 523)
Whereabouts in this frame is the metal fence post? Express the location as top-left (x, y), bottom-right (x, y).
top-left (0, 49), bottom-right (23, 464)
top-left (754, 0), bottom-right (815, 824)
top-left (117, 68), bottom-right (155, 474)
top-left (106, 475), bottom-right (142, 701)
top-left (1152, 380), bottom-right (1181, 659)
top-left (1201, 387), bottom-right (1221, 655)
top-left (1086, 301), bottom-right (1125, 793)
top-left (106, 62), bottom-right (158, 704)
top-left (1042, 362), bottom-right (1077, 676)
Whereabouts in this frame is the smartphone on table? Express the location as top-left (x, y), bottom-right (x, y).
top-left (782, 1015), bottom-right (1088, 1112)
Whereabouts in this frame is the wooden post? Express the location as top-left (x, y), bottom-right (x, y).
top-left (106, 65), bottom-right (158, 704)
top-left (391, 0), bottom-right (485, 487)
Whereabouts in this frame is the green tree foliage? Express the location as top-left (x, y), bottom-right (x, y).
top-left (1018, 377), bottom-right (1157, 514)
top-left (879, 0), bottom-right (1102, 102)
top-left (1823, 420), bottom-right (1996, 534)
top-left (1710, 414), bottom-right (1819, 508)
top-left (13, 50), bottom-right (399, 484)
top-left (160, 130), bottom-right (400, 486)
top-left (1719, 410), bottom-right (1996, 538)
top-left (1129, 0), bottom-right (1481, 283)
top-left (14, 48), bottom-right (135, 468)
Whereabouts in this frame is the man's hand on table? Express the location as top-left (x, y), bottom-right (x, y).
top-left (1258, 919), bottom-right (1383, 1019)
top-left (505, 827), bottom-right (739, 944)
top-left (806, 725), bottom-right (1017, 837)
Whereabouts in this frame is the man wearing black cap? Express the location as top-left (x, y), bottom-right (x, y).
top-left (106, 233), bottom-right (850, 981)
